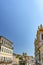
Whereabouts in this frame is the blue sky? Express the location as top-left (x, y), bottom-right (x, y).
top-left (0, 0), bottom-right (43, 56)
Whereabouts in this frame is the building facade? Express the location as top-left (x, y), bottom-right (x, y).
top-left (13, 52), bottom-right (35, 65)
top-left (34, 24), bottom-right (43, 65)
top-left (0, 36), bottom-right (13, 65)
top-left (12, 53), bottom-right (20, 65)
top-left (28, 56), bottom-right (35, 65)
top-left (12, 53), bottom-right (17, 65)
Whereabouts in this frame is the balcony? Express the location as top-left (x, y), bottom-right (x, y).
top-left (0, 56), bottom-right (12, 63)
top-left (0, 56), bottom-right (4, 63)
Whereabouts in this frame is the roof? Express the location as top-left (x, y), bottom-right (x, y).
top-left (0, 36), bottom-right (13, 44)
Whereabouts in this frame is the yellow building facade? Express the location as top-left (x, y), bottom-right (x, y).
top-left (34, 24), bottom-right (43, 65)
top-left (0, 36), bottom-right (13, 65)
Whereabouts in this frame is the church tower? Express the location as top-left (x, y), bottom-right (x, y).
top-left (34, 24), bottom-right (43, 65)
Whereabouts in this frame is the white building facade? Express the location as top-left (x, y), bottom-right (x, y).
top-left (0, 36), bottom-right (13, 65)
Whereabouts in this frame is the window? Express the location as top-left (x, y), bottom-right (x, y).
top-left (4, 41), bottom-right (5, 44)
top-left (42, 34), bottom-right (43, 40)
top-left (3, 48), bottom-right (5, 52)
top-left (2, 40), bottom-right (3, 43)
top-left (1, 47), bottom-right (3, 52)
top-left (0, 44), bottom-right (1, 51)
